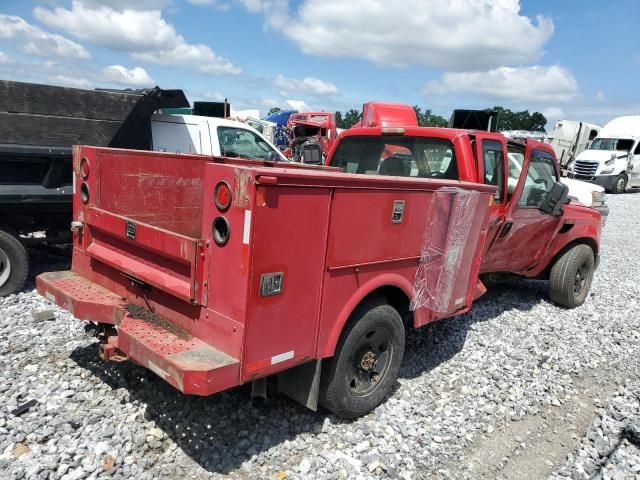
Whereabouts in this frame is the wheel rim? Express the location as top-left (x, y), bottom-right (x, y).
top-left (346, 327), bottom-right (393, 397)
top-left (0, 247), bottom-right (11, 287)
top-left (574, 260), bottom-right (590, 295)
top-left (617, 177), bottom-right (625, 192)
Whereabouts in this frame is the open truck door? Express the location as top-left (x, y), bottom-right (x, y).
top-left (481, 143), bottom-right (566, 273)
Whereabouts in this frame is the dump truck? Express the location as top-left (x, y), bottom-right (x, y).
top-left (0, 80), bottom-right (189, 296)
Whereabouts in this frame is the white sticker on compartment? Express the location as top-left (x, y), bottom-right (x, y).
top-left (271, 350), bottom-right (294, 365)
top-left (243, 210), bottom-right (251, 245)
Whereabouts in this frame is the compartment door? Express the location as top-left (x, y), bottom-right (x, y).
top-left (242, 186), bottom-right (331, 381)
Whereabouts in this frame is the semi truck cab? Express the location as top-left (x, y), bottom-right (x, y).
top-left (567, 115), bottom-right (640, 194)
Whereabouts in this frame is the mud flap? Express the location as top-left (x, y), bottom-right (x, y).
top-left (277, 359), bottom-right (322, 411)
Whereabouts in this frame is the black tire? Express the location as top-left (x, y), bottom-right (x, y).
top-left (549, 244), bottom-right (594, 309)
top-left (319, 299), bottom-right (405, 419)
top-left (612, 174), bottom-right (627, 194)
top-left (0, 229), bottom-right (29, 297)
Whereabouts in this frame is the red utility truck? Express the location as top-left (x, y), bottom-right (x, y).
top-left (37, 118), bottom-right (600, 418)
top-left (37, 143), bottom-right (499, 418)
top-left (327, 124), bottom-right (601, 307)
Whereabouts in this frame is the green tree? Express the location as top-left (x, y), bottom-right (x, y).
top-left (338, 108), bottom-right (362, 129)
top-left (267, 107), bottom-right (281, 116)
top-left (484, 106), bottom-right (547, 132)
top-left (413, 106), bottom-right (448, 127)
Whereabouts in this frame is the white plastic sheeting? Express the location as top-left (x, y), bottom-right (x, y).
top-left (411, 187), bottom-right (483, 314)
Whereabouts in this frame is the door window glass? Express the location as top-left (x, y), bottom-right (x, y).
top-left (217, 126), bottom-right (276, 160)
top-left (482, 140), bottom-right (505, 202)
top-left (506, 149), bottom-right (525, 195)
top-left (518, 150), bottom-right (558, 208)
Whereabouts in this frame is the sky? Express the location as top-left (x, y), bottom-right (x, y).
top-left (0, 0), bottom-right (638, 129)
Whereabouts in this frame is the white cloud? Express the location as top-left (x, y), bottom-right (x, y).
top-left (34, 1), bottom-right (240, 75)
top-left (0, 14), bottom-right (89, 59)
top-left (241, 0), bottom-right (553, 70)
top-left (102, 65), bottom-right (155, 87)
top-left (80, 0), bottom-right (170, 9)
top-left (541, 107), bottom-right (564, 119)
top-left (187, 0), bottom-right (231, 9)
top-left (132, 43), bottom-right (240, 75)
top-left (203, 91), bottom-right (226, 101)
top-left (284, 99), bottom-right (312, 112)
top-left (596, 90), bottom-right (606, 102)
top-left (425, 65), bottom-right (578, 102)
top-left (274, 74), bottom-right (337, 96)
top-left (51, 74), bottom-right (92, 89)
top-left (0, 51), bottom-right (8, 63)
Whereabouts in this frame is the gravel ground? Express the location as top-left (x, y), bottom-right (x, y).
top-left (1, 191), bottom-right (639, 480)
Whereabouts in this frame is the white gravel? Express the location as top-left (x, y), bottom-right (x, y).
top-left (1, 192), bottom-right (639, 480)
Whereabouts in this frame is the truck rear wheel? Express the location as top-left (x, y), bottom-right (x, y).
top-left (0, 229), bottom-right (29, 297)
top-left (319, 299), bottom-right (405, 419)
top-left (612, 174), bottom-right (627, 194)
top-left (549, 244), bottom-right (594, 309)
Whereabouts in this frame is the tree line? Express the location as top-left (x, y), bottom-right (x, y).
top-left (266, 105), bottom-right (548, 132)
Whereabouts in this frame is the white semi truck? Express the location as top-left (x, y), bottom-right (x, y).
top-left (567, 116), bottom-right (640, 194)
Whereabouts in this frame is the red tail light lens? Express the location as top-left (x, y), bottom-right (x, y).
top-left (79, 157), bottom-right (90, 179)
top-left (214, 181), bottom-right (232, 211)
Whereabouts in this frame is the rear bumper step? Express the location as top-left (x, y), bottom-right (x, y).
top-left (37, 270), bottom-right (240, 396)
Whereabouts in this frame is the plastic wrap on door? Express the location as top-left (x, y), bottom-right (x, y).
top-left (410, 187), bottom-right (482, 313)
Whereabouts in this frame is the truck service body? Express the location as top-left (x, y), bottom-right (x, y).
top-left (37, 112), bottom-right (601, 418)
top-left (38, 140), bottom-right (496, 417)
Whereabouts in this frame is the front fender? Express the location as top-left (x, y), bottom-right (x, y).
top-left (527, 206), bottom-right (601, 277)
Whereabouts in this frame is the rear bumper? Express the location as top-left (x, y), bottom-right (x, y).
top-left (37, 270), bottom-right (240, 396)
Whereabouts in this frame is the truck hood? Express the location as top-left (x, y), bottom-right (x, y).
top-left (561, 177), bottom-right (603, 206)
top-left (575, 149), bottom-right (628, 162)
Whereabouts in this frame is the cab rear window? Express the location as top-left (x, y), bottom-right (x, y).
top-left (331, 135), bottom-right (457, 179)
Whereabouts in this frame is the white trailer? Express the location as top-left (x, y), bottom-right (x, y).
top-left (545, 120), bottom-right (601, 169)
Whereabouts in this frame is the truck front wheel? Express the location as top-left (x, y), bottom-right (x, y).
top-left (612, 174), bottom-right (627, 194)
top-left (319, 300), bottom-right (405, 419)
top-left (549, 244), bottom-right (594, 308)
top-left (0, 229), bottom-right (29, 297)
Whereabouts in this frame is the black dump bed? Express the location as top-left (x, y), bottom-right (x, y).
top-left (0, 80), bottom-right (189, 236)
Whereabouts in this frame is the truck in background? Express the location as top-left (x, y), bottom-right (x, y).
top-left (545, 120), bottom-right (601, 170)
top-left (567, 115), bottom-right (640, 193)
top-left (0, 80), bottom-right (286, 297)
top-left (0, 80), bottom-right (189, 297)
top-left (265, 109), bottom-right (298, 149)
top-left (284, 112), bottom-right (338, 164)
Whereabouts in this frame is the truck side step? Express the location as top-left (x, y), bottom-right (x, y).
top-left (117, 314), bottom-right (240, 396)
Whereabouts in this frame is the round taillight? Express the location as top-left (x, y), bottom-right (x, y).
top-left (80, 182), bottom-right (90, 204)
top-left (214, 181), bottom-right (232, 211)
top-left (79, 157), bottom-right (90, 179)
top-left (212, 216), bottom-right (230, 246)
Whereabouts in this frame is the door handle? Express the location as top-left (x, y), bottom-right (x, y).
top-left (498, 221), bottom-right (513, 238)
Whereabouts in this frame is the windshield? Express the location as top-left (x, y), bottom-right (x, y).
top-left (217, 126), bottom-right (285, 161)
top-left (590, 138), bottom-right (634, 151)
top-left (331, 135), bottom-right (457, 179)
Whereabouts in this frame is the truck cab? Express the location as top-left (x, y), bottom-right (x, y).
top-left (150, 114), bottom-right (288, 162)
top-left (328, 126), bottom-right (601, 308)
top-left (567, 115), bottom-right (640, 193)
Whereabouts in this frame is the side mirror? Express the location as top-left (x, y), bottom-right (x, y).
top-left (540, 181), bottom-right (569, 216)
top-left (265, 151), bottom-right (278, 162)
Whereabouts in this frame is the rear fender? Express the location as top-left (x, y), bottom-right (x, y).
top-left (319, 273), bottom-right (422, 358)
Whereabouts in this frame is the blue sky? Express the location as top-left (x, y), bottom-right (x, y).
top-left (0, 0), bottom-right (638, 128)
